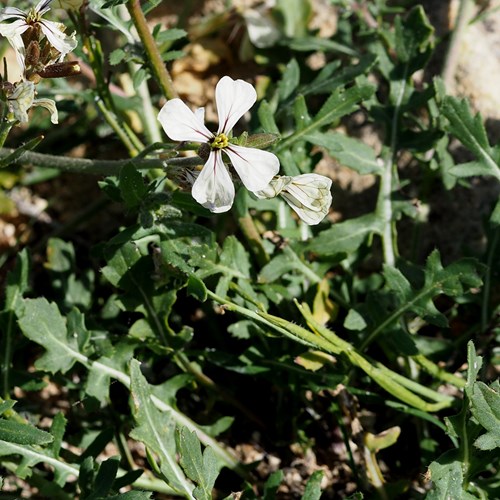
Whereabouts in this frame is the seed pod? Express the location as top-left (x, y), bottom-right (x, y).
top-left (38, 60), bottom-right (81, 78)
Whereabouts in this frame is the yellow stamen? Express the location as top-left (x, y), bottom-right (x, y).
top-left (210, 133), bottom-right (229, 150)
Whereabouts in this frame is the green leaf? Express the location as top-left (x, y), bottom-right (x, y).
top-left (129, 359), bottom-right (194, 497)
top-left (0, 419), bottom-right (53, 445)
top-left (276, 84), bottom-right (375, 152)
top-left (383, 251), bottom-right (483, 328)
top-left (187, 276), bottom-right (207, 302)
top-left (176, 427), bottom-right (219, 500)
top-left (394, 6), bottom-right (434, 71)
top-left (278, 59), bottom-right (300, 101)
top-left (263, 470), bottom-right (284, 500)
top-left (0, 440), bottom-right (78, 484)
top-left (119, 163), bottom-right (148, 209)
top-left (87, 457), bottom-right (120, 499)
top-left (302, 470), bottom-right (323, 500)
top-left (17, 298), bottom-right (83, 374)
top-left (0, 136), bottom-right (44, 169)
top-left (441, 96), bottom-right (500, 181)
top-left (4, 248), bottom-right (29, 312)
top-left (258, 100), bottom-right (280, 134)
top-left (109, 48), bottom-right (126, 65)
top-left (427, 450), bottom-right (468, 500)
top-left (307, 214), bottom-right (383, 256)
top-left (276, 0), bottom-right (311, 37)
top-left (304, 131), bottom-right (383, 175)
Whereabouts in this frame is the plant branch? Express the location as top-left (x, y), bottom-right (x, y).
top-left (0, 147), bottom-right (201, 175)
top-left (126, 0), bottom-right (178, 100)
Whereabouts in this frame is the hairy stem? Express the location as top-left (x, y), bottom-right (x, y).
top-left (0, 147), bottom-right (201, 175)
top-left (126, 0), bottom-right (178, 101)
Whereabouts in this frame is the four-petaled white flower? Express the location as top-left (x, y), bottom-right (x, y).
top-left (7, 80), bottom-right (58, 124)
top-left (158, 76), bottom-right (280, 213)
top-left (0, 0), bottom-right (77, 73)
top-left (254, 174), bottom-right (332, 225)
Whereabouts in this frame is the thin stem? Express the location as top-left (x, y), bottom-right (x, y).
top-left (0, 147), bottom-right (201, 175)
top-left (481, 227), bottom-right (499, 332)
top-left (442, 0), bottom-right (475, 90)
top-left (377, 150), bottom-right (397, 267)
top-left (96, 99), bottom-right (142, 156)
top-left (117, 4), bottom-right (162, 144)
top-left (237, 214), bottom-right (270, 267)
top-left (126, 0), bottom-right (178, 100)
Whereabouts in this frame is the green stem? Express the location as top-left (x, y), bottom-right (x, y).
top-left (442, 0), bottom-right (475, 89)
top-left (126, 0), bottom-right (178, 100)
top-left (481, 227), bottom-right (499, 332)
top-left (206, 290), bottom-right (453, 411)
top-left (96, 99), bottom-right (143, 156)
top-left (377, 150), bottom-right (397, 267)
top-left (0, 147), bottom-right (201, 175)
top-left (237, 214), bottom-right (270, 267)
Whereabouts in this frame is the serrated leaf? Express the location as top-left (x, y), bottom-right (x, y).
top-left (427, 450), bottom-right (466, 500)
top-left (129, 360), bottom-right (194, 497)
top-left (0, 440), bottom-right (78, 485)
top-left (383, 251), bottom-right (483, 328)
top-left (17, 298), bottom-right (82, 374)
top-left (394, 6), bottom-right (434, 67)
top-left (276, 84), bottom-right (375, 152)
top-left (176, 427), bottom-right (218, 500)
top-left (0, 419), bottom-right (53, 445)
top-left (304, 131), bottom-right (383, 175)
top-left (467, 381), bottom-right (500, 450)
top-left (307, 213), bottom-right (383, 256)
top-left (441, 96), bottom-right (500, 181)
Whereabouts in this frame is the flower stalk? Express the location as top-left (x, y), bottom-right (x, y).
top-left (126, 0), bottom-right (178, 101)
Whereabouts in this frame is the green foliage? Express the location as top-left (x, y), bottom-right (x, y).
top-left (2, 0), bottom-right (500, 498)
top-left (427, 343), bottom-right (500, 498)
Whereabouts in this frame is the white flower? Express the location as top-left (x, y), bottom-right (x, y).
top-left (7, 80), bottom-right (58, 124)
top-left (158, 76), bottom-right (280, 213)
top-left (254, 173), bottom-right (332, 225)
top-left (0, 0), bottom-right (77, 73)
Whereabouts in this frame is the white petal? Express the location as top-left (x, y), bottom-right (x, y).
top-left (225, 144), bottom-right (279, 192)
top-left (285, 174), bottom-right (332, 210)
top-left (158, 99), bottom-right (212, 143)
top-left (253, 175), bottom-right (292, 199)
top-left (215, 76), bottom-right (256, 134)
top-left (281, 174), bottom-right (332, 225)
top-left (194, 107), bottom-right (205, 123)
top-left (40, 20), bottom-right (77, 55)
top-left (8, 81), bottom-right (35, 123)
top-left (191, 151), bottom-right (235, 213)
top-left (0, 8), bottom-right (26, 21)
top-left (36, 0), bottom-right (53, 15)
top-left (33, 98), bottom-right (59, 124)
top-left (0, 21), bottom-right (28, 71)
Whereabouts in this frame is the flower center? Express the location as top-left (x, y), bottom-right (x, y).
top-left (210, 133), bottom-right (229, 150)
